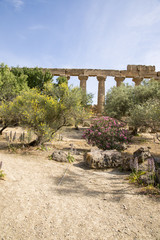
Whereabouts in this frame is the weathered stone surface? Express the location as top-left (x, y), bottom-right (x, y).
top-left (51, 150), bottom-right (68, 162)
top-left (42, 65), bottom-right (156, 79)
top-left (115, 77), bottom-right (125, 87)
top-left (22, 65), bottom-right (160, 114)
top-left (132, 77), bottom-right (143, 86)
top-left (133, 147), bottom-right (151, 164)
top-left (65, 69), bottom-right (84, 76)
top-left (97, 76), bottom-right (106, 114)
top-left (127, 65), bottom-right (155, 73)
top-left (84, 148), bottom-right (122, 169)
top-left (132, 148), bottom-right (160, 184)
top-left (155, 168), bottom-right (160, 184)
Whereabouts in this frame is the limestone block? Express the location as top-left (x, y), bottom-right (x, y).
top-left (65, 69), bottom-right (84, 76)
top-left (133, 147), bottom-right (152, 164)
top-left (127, 65), bottom-right (138, 72)
top-left (84, 148), bottom-right (122, 169)
top-left (51, 150), bottom-right (68, 162)
top-left (48, 68), bottom-right (65, 76)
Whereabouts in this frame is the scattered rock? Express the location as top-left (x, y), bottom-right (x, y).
top-left (139, 172), bottom-right (155, 185)
top-left (51, 150), bottom-right (68, 162)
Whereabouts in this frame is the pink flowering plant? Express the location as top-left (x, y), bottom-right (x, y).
top-left (82, 116), bottom-right (131, 151)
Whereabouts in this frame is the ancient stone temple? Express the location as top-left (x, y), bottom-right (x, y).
top-left (42, 65), bottom-right (160, 114)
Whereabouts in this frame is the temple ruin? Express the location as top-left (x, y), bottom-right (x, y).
top-left (42, 65), bottom-right (160, 113)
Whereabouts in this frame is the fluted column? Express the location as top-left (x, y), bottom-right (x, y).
top-left (78, 76), bottom-right (88, 92)
top-left (132, 77), bottom-right (143, 86)
top-left (97, 76), bottom-right (106, 114)
top-left (115, 77), bottom-right (125, 87)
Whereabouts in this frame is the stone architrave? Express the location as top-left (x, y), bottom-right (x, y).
top-left (78, 76), bottom-right (88, 92)
top-left (115, 77), bottom-right (125, 87)
top-left (21, 64), bottom-right (159, 114)
top-left (132, 77), bottom-right (143, 86)
top-left (97, 76), bottom-right (106, 114)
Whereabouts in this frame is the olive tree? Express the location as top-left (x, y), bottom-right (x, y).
top-left (104, 80), bottom-right (160, 120)
top-left (129, 99), bottom-right (160, 140)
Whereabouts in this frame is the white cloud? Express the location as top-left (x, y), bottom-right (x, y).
top-left (127, 0), bottom-right (160, 27)
top-left (29, 25), bottom-right (49, 31)
top-left (12, 0), bottom-right (24, 9)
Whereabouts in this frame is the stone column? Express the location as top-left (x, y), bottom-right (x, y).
top-left (78, 76), bottom-right (88, 92)
top-left (97, 76), bottom-right (106, 114)
top-left (132, 78), bottom-right (143, 86)
top-left (115, 77), bottom-right (125, 87)
top-left (66, 76), bottom-right (70, 81)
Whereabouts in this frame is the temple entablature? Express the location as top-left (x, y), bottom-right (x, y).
top-left (40, 65), bottom-right (160, 113)
top-left (44, 64), bottom-right (159, 79)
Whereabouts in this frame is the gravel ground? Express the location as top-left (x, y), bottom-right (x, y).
top-left (0, 128), bottom-right (160, 240)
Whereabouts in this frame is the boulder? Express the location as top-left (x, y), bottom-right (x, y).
top-left (154, 157), bottom-right (160, 184)
top-left (84, 148), bottom-right (122, 169)
top-left (51, 150), bottom-right (68, 162)
top-left (133, 147), bottom-right (151, 164)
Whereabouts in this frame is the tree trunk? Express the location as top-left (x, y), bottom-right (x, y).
top-left (74, 124), bottom-right (79, 130)
top-left (0, 125), bottom-right (7, 135)
top-left (131, 127), bottom-right (138, 136)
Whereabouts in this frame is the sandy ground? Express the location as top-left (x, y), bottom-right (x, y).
top-left (0, 127), bottom-right (160, 240)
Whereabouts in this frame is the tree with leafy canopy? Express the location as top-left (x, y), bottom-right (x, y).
top-left (44, 80), bottom-right (93, 128)
top-left (0, 63), bottom-right (29, 134)
top-left (11, 66), bottom-right (53, 90)
top-left (104, 80), bottom-right (160, 135)
top-left (0, 89), bottom-right (65, 145)
top-left (0, 83), bottom-right (93, 145)
top-left (104, 80), bottom-right (160, 120)
top-left (55, 76), bottom-right (68, 86)
top-left (104, 84), bottom-right (133, 119)
top-left (0, 63), bottom-right (29, 102)
top-left (128, 99), bottom-right (160, 140)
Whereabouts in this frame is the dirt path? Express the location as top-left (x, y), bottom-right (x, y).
top-left (0, 129), bottom-right (160, 240)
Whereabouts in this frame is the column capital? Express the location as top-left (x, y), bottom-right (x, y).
top-left (132, 77), bottom-right (143, 86)
top-left (97, 76), bottom-right (106, 81)
top-left (115, 77), bottom-right (125, 87)
top-left (78, 75), bottom-right (88, 81)
top-left (78, 76), bottom-right (88, 92)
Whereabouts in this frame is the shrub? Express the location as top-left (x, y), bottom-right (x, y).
top-left (83, 116), bottom-right (131, 151)
top-left (104, 80), bottom-right (160, 120)
top-left (129, 98), bottom-right (160, 132)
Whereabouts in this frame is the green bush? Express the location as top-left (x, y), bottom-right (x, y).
top-left (104, 80), bottom-right (160, 120)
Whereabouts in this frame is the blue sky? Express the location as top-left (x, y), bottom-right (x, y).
top-left (0, 0), bottom-right (160, 103)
